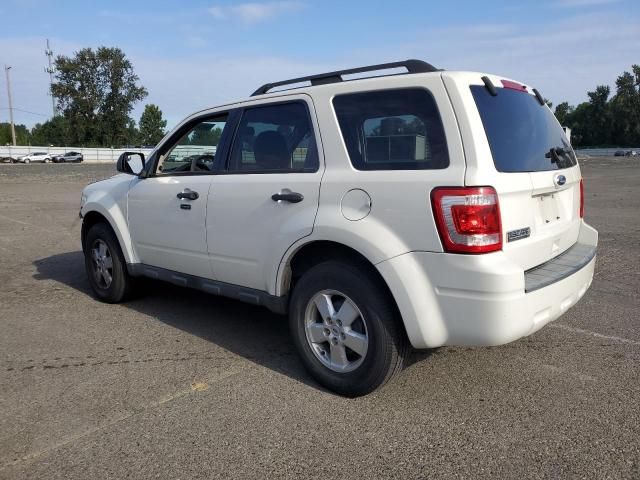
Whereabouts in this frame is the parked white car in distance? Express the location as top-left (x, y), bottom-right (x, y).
top-left (79, 60), bottom-right (598, 396)
top-left (18, 152), bottom-right (52, 163)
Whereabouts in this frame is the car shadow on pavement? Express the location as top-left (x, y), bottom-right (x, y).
top-left (32, 251), bottom-right (326, 392)
top-left (34, 251), bottom-right (430, 394)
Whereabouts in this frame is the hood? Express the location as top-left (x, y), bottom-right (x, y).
top-left (82, 173), bottom-right (134, 200)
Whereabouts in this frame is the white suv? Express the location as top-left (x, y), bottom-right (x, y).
top-left (80, 60), bottom-right (598, 396)
top-left (19, 152), bottom-right (52, 163)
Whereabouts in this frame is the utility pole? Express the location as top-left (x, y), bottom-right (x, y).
top-left (4, 65), bottom-right (16, 146)
top-left (45, 39), bottom-right (56, 117)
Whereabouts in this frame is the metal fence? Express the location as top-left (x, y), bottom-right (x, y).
top-left (3, 145), bottom-right (638, 163)
top-left (575, 147), bottom-right (640, 157)
top-left (0, 146), bottom-right (153, 163)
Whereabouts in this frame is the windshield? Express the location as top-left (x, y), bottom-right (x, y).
top-left (471, 85), bottom-right (577, 172)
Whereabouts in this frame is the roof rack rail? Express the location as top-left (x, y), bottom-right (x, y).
top-left (251, 59), bottom-right (439, 96)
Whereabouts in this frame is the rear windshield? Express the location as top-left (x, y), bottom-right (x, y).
top-left (471, 85), bottom-right (577, 172)
top-left (333, 88), bottom-right (449, 170)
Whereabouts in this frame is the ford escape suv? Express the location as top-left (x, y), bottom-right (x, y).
top-left (80, 60), bottom-right (598, 396)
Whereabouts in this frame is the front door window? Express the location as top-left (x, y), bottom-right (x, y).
top-left (157, 115), bottom-right (228, 174)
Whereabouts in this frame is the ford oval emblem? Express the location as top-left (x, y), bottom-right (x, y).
top-left (555, 174), bottom-right (567, 187)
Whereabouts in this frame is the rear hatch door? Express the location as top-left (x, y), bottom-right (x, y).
top-left (463, 77), bottom-right (582, 270)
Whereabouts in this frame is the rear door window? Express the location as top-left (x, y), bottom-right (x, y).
top-left (471, 85), bottom-right (577, 172)
top-left (227, 101), bottom-right (319, 173)
top-left (333, 88), bottom-right (449, 170)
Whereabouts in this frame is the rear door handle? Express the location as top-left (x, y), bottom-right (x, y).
top-left (271, 191), bottom-right (304, 203)
top-left (177, 189), bottom-right (199, 200)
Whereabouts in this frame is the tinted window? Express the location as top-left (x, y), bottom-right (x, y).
top-left (228, 102), bottom-right (318, 173)
top-left (157, 115), bottom-right (228, 174)
top-left (332, 88), bottom-right (449, 170)
top-left (471, 85), bottom-right (577, 172)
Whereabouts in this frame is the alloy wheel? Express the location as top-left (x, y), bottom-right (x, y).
top-left (91, 239), bottom-right (113, 289)
top-left (304, 289), bottom-right (369, 373)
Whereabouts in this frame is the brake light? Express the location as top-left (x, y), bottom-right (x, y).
top-left (579, 178), bottom-right (584, 218)
top-left (501, 79), bottom-right (527, 92)
top-left (431, 187), bottom-right (502, 254)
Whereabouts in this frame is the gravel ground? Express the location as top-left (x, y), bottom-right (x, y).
top-left (0, 158), bottom-right (638, 479)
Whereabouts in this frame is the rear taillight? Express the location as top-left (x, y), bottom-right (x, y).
top-left (431, 187), bottom-right (502, 254)
top-left (579, 178), bottom-right (584, 218)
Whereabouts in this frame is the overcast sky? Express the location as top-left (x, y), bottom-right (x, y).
top-left (0, 0), bottom-right (638, 129)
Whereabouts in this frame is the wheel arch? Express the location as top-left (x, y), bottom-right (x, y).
top-left (279, 239), bottom-right (403, 320)
top-left (81, 207), bottom-right (136, 264)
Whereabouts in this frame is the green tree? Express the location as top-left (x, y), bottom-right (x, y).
top-left (125, 119), bottom-right (140, 146)
top-left (189, 125), bottom-right (222, 146)
top-left (30, 116), bottom-right (69, 146)
top-left (554, 102), bottom-right (572, 126)
top-left (553, 64), bottom-right (640, 147)
top-left (556, 86), bottom-right (611, 147)
top-left (0, 123), bottom-right (30, 145)
top-left (565, 102), bottom-right (590, 146)
top-left (138, 104), bottom-right (167, 145)
top-left (610, 66), bottom-right (640, 146)
top-left (585, 85), bottom-right (612, 146)
top-left (52, 47), bottom-right (147, 147)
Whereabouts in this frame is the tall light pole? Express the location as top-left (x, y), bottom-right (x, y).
top-left (4, 65), bottom-right (16, 146)
top-left (45, 39), bottom-right (56, 117)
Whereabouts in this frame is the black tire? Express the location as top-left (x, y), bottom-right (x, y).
top-left (84, 222), bottom-right (134, 303)
top-left (289, 260), bottom-right (409, 397)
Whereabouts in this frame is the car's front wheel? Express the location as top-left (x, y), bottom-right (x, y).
top-left (289, 261), bottom-right (409, 397)
top-left (84, 223), bottom-right (135, 303)
top-left (44, 158), bottom-right (51, 163)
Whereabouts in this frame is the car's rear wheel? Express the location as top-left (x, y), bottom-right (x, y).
top-left (44, 158), bottom-right (51, 163)
top-left (289, 260), bottom-right (409, 397)
top-left (84, 223), bottom-right (134, 303)
top-left (24, 158), bottom-right (30, 164)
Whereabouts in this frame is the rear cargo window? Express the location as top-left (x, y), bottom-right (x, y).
top-left (333, 88), bottom-right (449, 170)
top-left (471, 85), bottom-right (577, 172)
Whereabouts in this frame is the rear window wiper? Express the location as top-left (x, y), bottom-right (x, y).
top-left (545, 147), bottom-right (574, 167)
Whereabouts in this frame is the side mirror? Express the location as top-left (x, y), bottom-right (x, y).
top-left (117, 152), bottom-right (145, 175)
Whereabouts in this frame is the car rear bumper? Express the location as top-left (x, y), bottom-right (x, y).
top-left (377, 221), bottom-right (598, 349)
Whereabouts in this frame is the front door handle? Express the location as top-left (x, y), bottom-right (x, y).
top-left (177, 189), bottom-right (199, 201)
top-left (271, 191), bottom-right (304, 203)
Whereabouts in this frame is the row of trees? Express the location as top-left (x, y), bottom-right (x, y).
top-left (2, 47), bottom-right (167, 147)
top-left (2, 101), bottom-right (166, 147)
top-left (28, 102), bottom-right (167, 147)
top-left (553, 65), bottom-right (640, 147)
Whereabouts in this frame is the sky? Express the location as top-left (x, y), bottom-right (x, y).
top-left (0, 0), bottom-right (638, 129)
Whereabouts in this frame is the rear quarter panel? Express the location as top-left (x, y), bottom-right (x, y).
top-left (274, 73), bottom-right (466, 294)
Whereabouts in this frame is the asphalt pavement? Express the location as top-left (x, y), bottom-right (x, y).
top-left (0, 159), bottom-right (638, 479)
